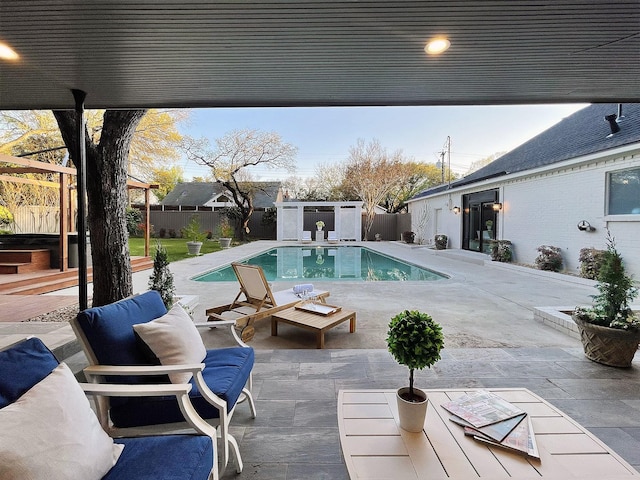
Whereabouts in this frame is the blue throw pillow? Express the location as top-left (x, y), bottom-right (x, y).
top-left (76, 291), bottom-right (167, 368)
top-left (0, 337), bottom-right (59, 408)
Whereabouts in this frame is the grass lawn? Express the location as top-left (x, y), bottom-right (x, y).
top-left (129, 237), bottom-right (223, 263)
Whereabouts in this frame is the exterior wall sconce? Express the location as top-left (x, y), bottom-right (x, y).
top-left (577, 220), bottom-right (596, 232)
top-left (492, 202), bottom-right (503, 211)
top-left (452, 206), bottom-right (461, 214)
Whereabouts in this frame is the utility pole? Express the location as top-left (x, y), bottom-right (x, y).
top-left (446, 135), bottom-right (451, 188)
top-left (436, 136), bottom-right (451, 186)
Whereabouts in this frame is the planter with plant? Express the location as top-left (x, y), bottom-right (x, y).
top-left (434, 234), bottom-right (448, 250)
top-left (573, 232), bottom-right (640, 367)
top-left (402, 231), bottom-right (415, 244)
top-left (218, 216), bottom-right (234, 249)
top-left (182, 214), bottom-right (207, 255)
top-left (316, 220), bottom-right (325, 231)
top-left (148, 240), bottom-right (175, 309)
top-left (386, 310), bottom-right (444, 432)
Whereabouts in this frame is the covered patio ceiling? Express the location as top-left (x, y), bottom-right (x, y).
top-left (0, 1), bottom-right (639, 111)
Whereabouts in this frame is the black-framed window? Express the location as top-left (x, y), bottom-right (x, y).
top-left (608, 167), bottom-right (640, 215)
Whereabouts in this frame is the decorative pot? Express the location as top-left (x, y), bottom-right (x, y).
top-left (186, 241), bottom-right (203, 255)
top-left (396, 387), bottom-right (428, 432)
top-left (573, 315), bottom-right (640, 368)
top-left (218, 237), bottom-right (232, 249)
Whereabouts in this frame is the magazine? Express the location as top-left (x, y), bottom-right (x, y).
top-left (471, 415), bottom-right (540, 459)
top-left (442, 390), bottom-right (525, 427)
top-left (450, 412), bottom-right (526, 443)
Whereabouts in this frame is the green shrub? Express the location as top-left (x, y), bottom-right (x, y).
top-left (490, 240), bottom-right (513, 263)
top-left (535, 245), bottom-right (563, 272)
top-left (578, 247), bottom-right (607, 279)
top-left (126, 208), bottom-right (143, 236)
top-left (148, 241), bottom-right (175, 309)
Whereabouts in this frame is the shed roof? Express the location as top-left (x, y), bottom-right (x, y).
top-left (161, 181), bottom-right (281, 209)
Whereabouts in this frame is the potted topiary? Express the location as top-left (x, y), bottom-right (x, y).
top-left (217, 216), bottom-right (234, 249)
top-left (402, 231), bottom-right (415, 244)
top-left (386, 310), bottom-right (444, 432)
top-left (573, 231), bottom-right (640, 367)
top-left (181, 214), bottom-right (207, 255)
top-left (434, 234), bottom-right (448, 250)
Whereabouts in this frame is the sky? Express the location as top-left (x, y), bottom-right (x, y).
top-left (177, 104), bottom-right (589, 181)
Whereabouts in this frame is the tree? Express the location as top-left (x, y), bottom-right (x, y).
top-left (343, 139), bottom-right (409, 240)
top-left (54, 110), bottom-right (147, 307)
top-left (1, 109), bottom-right (188, 306)
top-left (148, 165), bottom-right (184, 201)
top-left (187, 129), bottom-right (297, 241)
top-left (383, 162), bottom-right (451, 213)
top-left (465, 151), bottom-right (505, 175)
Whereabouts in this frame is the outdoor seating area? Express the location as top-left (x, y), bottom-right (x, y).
top-left (0, 337), bottom-right (218, 480)
top-left (70, 290), bottom-right (256, 475)
top-left (205, 262), bottom-right (330, 342)
top-left (2, 241), bottom-right (640, 479)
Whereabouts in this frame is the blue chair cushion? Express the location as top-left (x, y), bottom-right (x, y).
top-left (110, 346), bottom-right (255, 427)
top-left (105, 435), bottom-right (213, 480)
top-left (76, 290), bottom-right (167, 383)
top-left (0, 337), bottom-right (58, 408)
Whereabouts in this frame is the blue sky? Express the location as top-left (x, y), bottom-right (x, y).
top-left (178, 104), bottom-right (588, 181)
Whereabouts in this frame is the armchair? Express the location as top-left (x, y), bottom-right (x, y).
top-left (0, 337), bottom-right (217, 480)
top-left (71, 290), bottom-right (256, 475)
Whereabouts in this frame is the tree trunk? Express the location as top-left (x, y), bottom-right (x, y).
top-left (54, 109), bottom-right (147, 307)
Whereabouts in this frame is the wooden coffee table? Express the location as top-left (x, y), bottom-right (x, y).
top-left (338, 388), bottom-right (640, 479)
top-left (270, 304), bottom-right (356, 348)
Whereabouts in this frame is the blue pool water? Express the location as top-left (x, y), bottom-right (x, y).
top-left (193, 246), bottom-right (448, 282)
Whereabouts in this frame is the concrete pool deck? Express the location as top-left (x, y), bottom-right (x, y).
top-left (152, 240), bottom-right (597, 350)
top-left (5, 241), bottom-right (640, 478)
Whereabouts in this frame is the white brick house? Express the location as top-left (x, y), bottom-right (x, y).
top-left (406, 103), bottom-right (640, 277)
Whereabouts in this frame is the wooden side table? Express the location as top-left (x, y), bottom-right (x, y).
top-left (271, 305), bottom-right (356, 348)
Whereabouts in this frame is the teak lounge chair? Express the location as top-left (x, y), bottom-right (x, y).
top-left (206, 262), bottom-right (329, 342)
top-left (71, 290), bottom-right (256, 476)
top-left (0, 337), bottom-right (218, 480)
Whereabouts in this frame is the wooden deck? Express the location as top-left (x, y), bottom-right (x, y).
top-left (0, 256), bottom-right (153, 295)
top-left (0, 256), bottom-right (153, 321)
top-left (0, 294), bottom-right (79, 323)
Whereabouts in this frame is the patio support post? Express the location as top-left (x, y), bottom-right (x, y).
top-left (59, 173), bottom-right (69, 271)
top-left (72, 89), bottom-right (89, 311)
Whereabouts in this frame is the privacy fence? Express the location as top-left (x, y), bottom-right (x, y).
top-left (135, 206), bottom-right (411, 242)
top-left (5, 204), bottom-right (411, 242)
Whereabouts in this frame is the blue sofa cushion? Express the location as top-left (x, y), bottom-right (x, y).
top-left (110, 346), bottom-right (255, 427)
top-left (76, 291), bottom-right (167, 383)
top-left (0, 337), bottom-right (58, 408)
top-left (106, 435), bottom-right (213, 480)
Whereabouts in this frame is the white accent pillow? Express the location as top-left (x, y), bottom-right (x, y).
top-left (133, 303), bottom-right (207, 384)
top-left (0, 363), bottom-right (123, 480)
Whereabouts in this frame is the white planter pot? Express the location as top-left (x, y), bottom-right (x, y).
top-left (186, 241), bottom-right (203, 255)
top-left (396, 387), bottom-right (428, 432)
top-left (219, 237), bottom-right (232, 249)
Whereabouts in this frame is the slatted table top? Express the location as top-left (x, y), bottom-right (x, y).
top-left (338, 388), bottom-right (640, 479)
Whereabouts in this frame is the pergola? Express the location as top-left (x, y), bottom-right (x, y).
top-left (0, 153), bottom-right (157, 270)
top-left (1, 1), bottom-right (639, 310)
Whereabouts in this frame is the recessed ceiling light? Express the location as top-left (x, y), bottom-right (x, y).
top-left (0, 43), bottom-right (19, 60)
top-left (425, 38), bottom-right (451, 55)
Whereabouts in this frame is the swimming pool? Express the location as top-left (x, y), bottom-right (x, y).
top-left (192, 246), bottom-right (448, 282)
